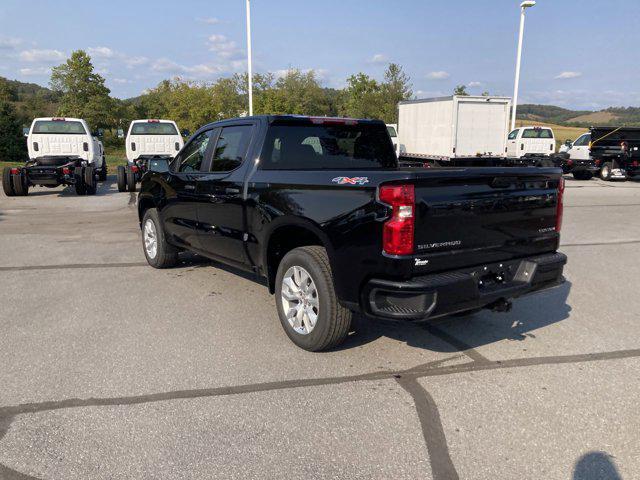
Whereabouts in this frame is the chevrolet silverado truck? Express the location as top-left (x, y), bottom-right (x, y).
top-left (137, 115), bottom-right (567, 351)
top-left (3, 117), bottom-right (106, 197)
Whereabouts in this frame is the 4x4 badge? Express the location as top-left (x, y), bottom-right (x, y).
top-left (331, 176), bottom-right (369, 185)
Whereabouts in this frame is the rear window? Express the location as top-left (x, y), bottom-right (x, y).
top-left (522, 128), bottom-right (553, 139)
top-left (261, 123), bottom-right (396, 170)
top-left (130, 122), bottom-right (178, 135)
top-left (387, 126), bottom-right (397, 137)
top-left (32, 120), bottom-right (86, 134)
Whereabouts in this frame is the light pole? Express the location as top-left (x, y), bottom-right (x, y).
top-left (511, 0), bottom-right (535, 131)
top-left (245, 0), bottom-right (253, 116)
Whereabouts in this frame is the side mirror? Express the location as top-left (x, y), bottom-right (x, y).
top-left (148, 158), bottom-right (169, 173)
top-left (564, 140), bottom-right (572, 147)
top-left (23, 127), bottom-right (29, 137)
top-left (117, 128), bottom-right (125, 139)
top-left (92, 129), bottom-right (104, 137)
top-left (181, 129), bottom-right (191, 138)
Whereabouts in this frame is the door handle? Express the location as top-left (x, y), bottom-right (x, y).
top-left (185, 184), bottom-right (195, 190)
top-left (225, 187), bottom-right (240, 194)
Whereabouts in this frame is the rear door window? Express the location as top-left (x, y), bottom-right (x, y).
top-left (210, 125), bottom-right (253, 172)
top-left (131, 122), bottom-right (178, 135)
top-left (522, 128), bottom-right (554, 139)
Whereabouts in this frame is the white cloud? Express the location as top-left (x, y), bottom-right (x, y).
top-left (555, 71), bottom-right (582, 79)
top-left (19, 66), bottom-right (51, 76)
top-left (151, 58), bottom-right (225, 78)
top-left (19, 49), bottom-right (66, 63)
top-left (0, 37), bottom-right (22, 50)
top-left (467, 81), bottom-right (482, 87)
top-left (88, 46), bottom-right (115, 59)
top-left (197, 17), bottom-right (220, 25)
top-left (207, 34), bottom-right (242, 59)
top-left (123, 55), bottom-right (149, 68)
top-left (112, 78), bottom-right (131, 84)
top-left (369, 53), bottom-right (388, 64)
top-left (426, 71), bottom-right (450, 80)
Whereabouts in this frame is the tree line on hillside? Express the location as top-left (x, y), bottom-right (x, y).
top-left (0, 50), bottom-right (414, 161)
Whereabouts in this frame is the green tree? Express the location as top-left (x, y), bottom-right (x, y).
top-left (50, 50), bottom-right (113, 130)
top-left (481, 91), bottom-right (490, 97)
top-left (0, 101), bottom-right (27, 162)
top-left (381, 63), bottom-right (413, 123)
top-left (256, 69), bottom-right (330, 116)
top-left (453, 84), bottom-right (469, 96)
top-left (339, 73), bottom-right (383, 119)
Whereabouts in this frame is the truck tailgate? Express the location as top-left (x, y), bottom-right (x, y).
top-left (410, 169), bottom-right (561, 271)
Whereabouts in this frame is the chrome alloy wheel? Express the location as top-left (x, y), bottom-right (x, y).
top-left (281, 266), bottom-right (319, 335)
top-left (143, 219), bottom-right (158, 259)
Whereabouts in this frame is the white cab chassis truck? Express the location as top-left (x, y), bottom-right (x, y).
top-left (506, 126), bottom-right (555, 158)
top-left (386, 123), bottom-right (399, 155)
top-left (3, 117), bottom-right (106, 197)
top-left (118, 119), bottom-right (183, 192)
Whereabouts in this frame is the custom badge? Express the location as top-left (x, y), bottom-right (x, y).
top-left (331, 176), bottom-right (369, 185)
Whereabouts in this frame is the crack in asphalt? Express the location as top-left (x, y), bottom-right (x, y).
top-left (1, 347), bottom-right (639, 480)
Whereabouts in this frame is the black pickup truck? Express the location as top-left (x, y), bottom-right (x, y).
top-left (590, 126), bottom-right (640, 180)
top-left (137, 115), bottom-right (567, 351)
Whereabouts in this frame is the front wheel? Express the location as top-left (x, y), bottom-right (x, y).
top-left (3, 167), bottom-right (16, 196)
top-left (141, 208), bottom-right (178, 268)
top-left (275, 246), bottom-right (352, 351)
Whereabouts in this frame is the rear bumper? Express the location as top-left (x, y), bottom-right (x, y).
top-left (363, 252), bottom-right (567, 321)
top-left (24, 165), bottom-right (79, 186)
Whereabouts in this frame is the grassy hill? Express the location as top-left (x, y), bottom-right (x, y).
top-left (517, 104), bottom-right (640, 127)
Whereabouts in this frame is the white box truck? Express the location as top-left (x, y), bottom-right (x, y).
top-left (397, 95), bottom-right (512, 166)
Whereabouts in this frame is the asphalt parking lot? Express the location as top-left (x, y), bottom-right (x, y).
top-left (1, 176), bottom-right (639, 480)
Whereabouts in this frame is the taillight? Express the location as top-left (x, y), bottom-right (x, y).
top-left (83, 142), bottom-right (89, 152)
top-left (33, 142), bottom-right (39, 151)
top-left (379, 184), bottom-right (415, 255)
top-left (62, 167), bottom-right (70, 175)
top-left (10, 168), bottom-right (19, 174)
top-left (131, 142), bottom-right (136, 151)
top-left (309, 117), bottom-right (358, 125)
top-left (567, 159), bottom-right (573, 166)
top-left (555, 177), bottom-right (565, 233)
top-left (131, 165), bottom-right (139, 173)
top-left (175, 142), bottom-right (180, 151)
top-left (595, 159), bottom-right (601, 166)
top-left (550, 144), bottom-right (553, 151)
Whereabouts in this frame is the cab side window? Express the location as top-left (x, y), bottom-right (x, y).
top-left (573, 134), bottom-right (589, 147)
top-left (176, 130), bottom-right (215, 173)
top-left (508, 129), bottom-right (519, 140)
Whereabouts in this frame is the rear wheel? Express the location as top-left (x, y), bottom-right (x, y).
top-left (117, 166), bottom-right (126, 192)
top-left (126, 166), bottom-right (137, 192)
top-left (12, 170), bottom-right (28, 196)
top-left (2, 167), bottom-right (15, 196)
top-left (75, 167), bottom-right (86, 195)
top-left (85, 166), bottom-right (97, 195)
top-left (141, 208), bottom-right (178, 268)
top-left (600, 162), bottom-right (612, 181)
top-left (98, 159), bottom-right (107, 181)
top-left (275, 246), bottom-right (352, 351)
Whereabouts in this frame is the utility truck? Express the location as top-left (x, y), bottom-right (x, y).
top-left (3, 117), bottom-right (106, 197)
top-left (118, 119), bottom-right (184, 192)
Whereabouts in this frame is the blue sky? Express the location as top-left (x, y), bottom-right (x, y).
top-left (0, 0), bottom-right (638, 110)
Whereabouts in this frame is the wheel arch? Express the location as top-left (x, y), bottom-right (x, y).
top-left (263, 218), bottom-right (336, 294)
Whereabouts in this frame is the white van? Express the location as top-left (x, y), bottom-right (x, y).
top-left (27, 117), bottom-right (106, 177)
top-left (506, 126), bottom-right (555, 158)
top-left (125, 119), bottom-right (183, 163)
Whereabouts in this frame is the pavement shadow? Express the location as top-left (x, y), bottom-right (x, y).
top-left (24, 175), bottom-right (122, 197)
top-left (338, 281), bottom-right (572, 352)
top-left (573, 451), bottom-right (622, 480)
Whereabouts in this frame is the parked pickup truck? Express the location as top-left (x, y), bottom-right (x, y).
top-left (3, 117), bottom-right (106, 197)
top-left (590, 126), bottom-right (640, 180)
top-left (137, 115), bottom-right (567, 351)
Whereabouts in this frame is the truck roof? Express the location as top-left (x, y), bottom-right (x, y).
top-left (398, 95), bottom-right (511, 105)
top-left (200, 115), bottom-right (386, 131)
top-left (32, 117), bottom-right (85, 123)
top-left (131, 119), bottom-right (177, 124)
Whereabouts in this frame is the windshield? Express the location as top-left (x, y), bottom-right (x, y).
top-left (32, 120), bottom-right (87, 135)
top-left (131, 122), bottom-right (178, 135)
top-left (261, 122), bottom-right (397, 170)
top-left (387, 126), bottom-right (397, 137)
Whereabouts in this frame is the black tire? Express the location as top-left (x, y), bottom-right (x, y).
top-left (98, 159), bottom-right (107, 181)
top-left (2, 167), bottom-right (15, 196)
top-left (126, 166), bottom-right (137, 192)
top-left (74, 167), bottom-right (86, 195)
top-left (12, 170), bottom-right (28, 196)
top-left (141, 208), bottom-right (178, 268)
top-left (84, 166), bottom-right (97, 195)
top-left (117, 165), bottom-right (127, 192)
top-left (573, 171), bottom-right (593, 180)
top-left (600, 162), bottom-right (612, 181)
top-left (275, 245), bottom-right (352, 351)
